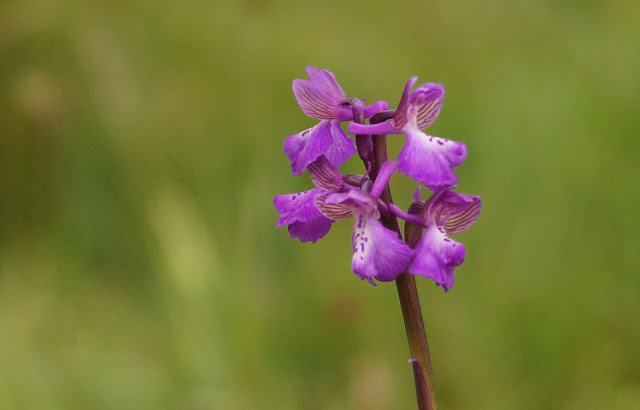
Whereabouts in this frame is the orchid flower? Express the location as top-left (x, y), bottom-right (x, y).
top-left (391, 186), bottom-right (481, 291)
top-left (315, 162), bottom-right (413, 284)
top-left (274, 68), bottom-right (484, 407)
top-left (284, 66), bottom-right (388, 175)
top-left (348, 78), bottom-right (466, 190)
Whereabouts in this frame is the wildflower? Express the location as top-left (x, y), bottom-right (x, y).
top-left (316, 162), bottom-right (413, 284)
top-left (274, 69), bottom-right (482, 406)
top-left (348, 78), bottom-right (466, 190)
top-left (391, 187), bottom-right (481, 290)
top-left (285, 66), bottom-right (388, 175)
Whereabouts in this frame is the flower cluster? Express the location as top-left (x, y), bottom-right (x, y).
top-left (274, 67), bottom-right (481, 290)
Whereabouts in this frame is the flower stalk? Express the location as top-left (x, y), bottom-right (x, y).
top-left (396, 273), bottom-right (436, 410)
top-left (364, 116), bottom-right (437, 410)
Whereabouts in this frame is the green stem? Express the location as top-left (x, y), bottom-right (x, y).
top-left (369, 134), bottom-right (437, 409)
top-left (396, 274), bottom-right (436, 410)
top-left (353, 108), bottom-right (436, 409)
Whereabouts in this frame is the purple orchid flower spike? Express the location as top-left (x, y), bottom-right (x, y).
top-left (274, 157), bottom-right (346, 243)
top-left (348, 78), bottom-right (467, 191)
top-left (275, 68), bottom-right (482, 406)
top-left (391, 186), bottom-right (481, 291)
top-left (316, 162), bottom-right (413, 284)
top-left (285, 67), bottom-right (388, 175)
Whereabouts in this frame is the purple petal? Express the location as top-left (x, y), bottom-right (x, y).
top-left (292, 80), bottom-right (338, 119)
top-left (409, 224), bottom-right (466, 291)
top-left (274, 189), bottom-right (333, 243)
top-left (408, 83), bottom-right (445, 129)
top-left (284, 121), bottom-right (332, 175)
top-left (305, 67), bottom-right (346, 101)
top-left (307, 156), bottom-right (344, 191)
top-left (323, 189), bottom-right (377, 210)
top-left (397, 129), bottom-right (467, 190)
top-left (287, 218), bottom-right (332, 243)
top-left (348, 120), bottom-right (399, 136)
top-left (316, 189), bottom-right (375, 221)
top-left (313, 191), bottom-right (353, 220)
top-left (389, 203), bottom-right (422, 226)
top-left (351, 210), bottom-right (413, 282)
top-left (291, 67), bottom-right (345, 120)
top-left (392, 76), bottom-right (418, 129)
top-left (440, 192), bottom-right (482, 234)
top-left (421, 188), bottom-right (481, 233)
top-left (370, 161), bottom-right (396, 198)
top-left (323, 120), bottom-right (357, 169)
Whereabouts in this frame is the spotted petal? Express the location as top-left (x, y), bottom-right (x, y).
top-left (397, 129), bottom-right (467, 190)
top-left (409, 224), bottom-right (466, 291)
top-left (322, 190), bottom-right (412, 283)
top-left (274, 189), bottom-right (333, 243)
top-left (351, 209), bottom-right (413, 283)
top-left (287, 217), bottom-right (333, 244)
top-left (284, 121), bottom-right (332, 175)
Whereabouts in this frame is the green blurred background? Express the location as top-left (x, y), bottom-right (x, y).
top-left (2, 0), bottom-right (639, 408)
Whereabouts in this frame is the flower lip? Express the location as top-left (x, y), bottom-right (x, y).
top-left (274, 188), bottom-right (334, 243)
top-left (407, 188), bottom-right (479, 292)
top-left (396, 128), bottom-right (466, 191)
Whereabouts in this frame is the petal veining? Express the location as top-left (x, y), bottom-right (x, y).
top-left (292, 80), bottom-right (338, 119)
top-left (442, 194), bottom-right (481, 234)
top-left (392, 77), bottom-right (418, 129)
top-left (305, 66), bottom-right (346, 101)
top-left (314, 191), bottom-right (353, 220)
top-left (307, 156), bottom-right (344, 191)
top-left (292, 67), bottom-right (346, 120)
top-left (408, 83), bottom-right (445, 129)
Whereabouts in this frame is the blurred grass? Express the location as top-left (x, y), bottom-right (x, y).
top-left (1, 0), bottom-right (640, 408)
